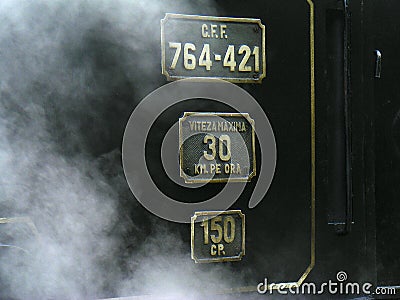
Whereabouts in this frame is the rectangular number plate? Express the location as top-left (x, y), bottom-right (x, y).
top-left (161, 13), bottom-right (266, 83)
top-left (179, 112), bottom-right (256, 183)
top-left (191, 210), bottom-right (245, 263)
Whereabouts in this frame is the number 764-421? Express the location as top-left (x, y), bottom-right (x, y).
top-left (168, 42), bottom-right (260, 72)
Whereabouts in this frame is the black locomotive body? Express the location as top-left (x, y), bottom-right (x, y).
top-left (0, 0), bottom-right (399, 299)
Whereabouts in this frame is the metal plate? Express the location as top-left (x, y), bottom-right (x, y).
top-left (179, 112), bottom-right (256, 183)
top-left (161, 13), bottom-right (266, 83)
top-left (191, 210), bottom-right (245, 263)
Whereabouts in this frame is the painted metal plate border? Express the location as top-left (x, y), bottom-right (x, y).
top-left (191, 210), bottom-right (245, 263)
top-left (179, 112), bottom-right (256, 183)
top-left (161, 13), bottom-right (266, 83)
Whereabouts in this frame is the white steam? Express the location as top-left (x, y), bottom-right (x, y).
top-left (0, 0), bottom-right (245, 299)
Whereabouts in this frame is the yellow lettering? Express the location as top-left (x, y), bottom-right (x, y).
top-left (210, 164), bottom-right (216, 173)
top-left (210, 244), bottom-right (217, 256)
top-left (216, 163), bottom-right (221, 174)
top-left (224, 122), bottom-right (229, 131)
top-left (220, 25), bottom-right (227, 39)
top-left (224, 163), bottom-right (230, 174)
top-left (201, 24), bottom-right (209, 38)
top-left (211, 24), bottom-right (218, 38)
top-left (194, 164), bottom-right (201, 175)
top-left (218, 243), bottom-right (224, 255)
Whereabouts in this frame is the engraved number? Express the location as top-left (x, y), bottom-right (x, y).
top-left (168, 42), bottom-right (181, 69)
top-left (203, 134), bottom-right (231, 161)
top-left (223, 216), bottom-right (235, 243)
top-left (200, 219), bottom-right (209, 244)
top-left (203, 135), bottom-right (216, 160)
top-left (253, 46), bottom-right (260, 72)
top-left (201, 215), bottom-right (236, 245)
top-left (184, 43), bottom-right (196, 70)
top-left (219, 135), bottom-right (231, 161)
top-left (199, 44), bottom-right (212, 70)
top-left (168, 43), bottom-right (261, 73)
top-left (210, 216), bottom-right (223, 243)
top-left (238, 45), bottom-right (252, 72)
top-left (223, 45), bottom-right (236, 72)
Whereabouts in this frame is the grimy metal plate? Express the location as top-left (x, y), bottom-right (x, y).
top-left (179, 112), bottom-right (256, 183)
top-left (191, 210), bottom-right (245, 263)
top-left (161, 13), bottom-right (266, 83)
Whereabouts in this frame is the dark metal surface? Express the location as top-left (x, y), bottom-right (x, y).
top-left (369, 0), bottom-right (400, 288)
top-left (155, 0), bottom-right (315, 288)
top-left (1, 0), bottom-right (400, 298)
top-left (326, 0), bottom-right (353, 234)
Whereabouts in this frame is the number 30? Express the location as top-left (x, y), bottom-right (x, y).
top-left (203, 134), bottom-right (231, 161)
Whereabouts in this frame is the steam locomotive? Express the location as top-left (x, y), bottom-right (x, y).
top-left (1, 0), bottom-right (399, 299)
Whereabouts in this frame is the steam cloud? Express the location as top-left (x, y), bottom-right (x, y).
top-left (0, 0), bottom-right (244, 299)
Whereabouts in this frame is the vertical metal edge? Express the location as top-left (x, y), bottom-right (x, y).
top-left (240, 211), bottom-right (246, 256)
top-left (191, 214), bottom-right (198, 263)
top-left (343, 0), bottom-right (353, 233)
top-left (160, 14), bottom-right (172, 81)
top-left (259, 21), bottom-right (267, 80)
top-left (307, 0), bottom-right (316, 273)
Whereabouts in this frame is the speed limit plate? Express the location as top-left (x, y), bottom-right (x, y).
top-left (179, 112), bottom-right (256, 183)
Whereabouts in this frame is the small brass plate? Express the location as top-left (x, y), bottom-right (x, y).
top-left (161, 13), bottom-right (266, 83)
top-left (191, 210), bottom-right (245, 263)
top-left (179, 112), bottom-right (256, 183)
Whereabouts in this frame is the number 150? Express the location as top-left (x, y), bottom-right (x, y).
top-left (200, 215), bottom-right (236, 244)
